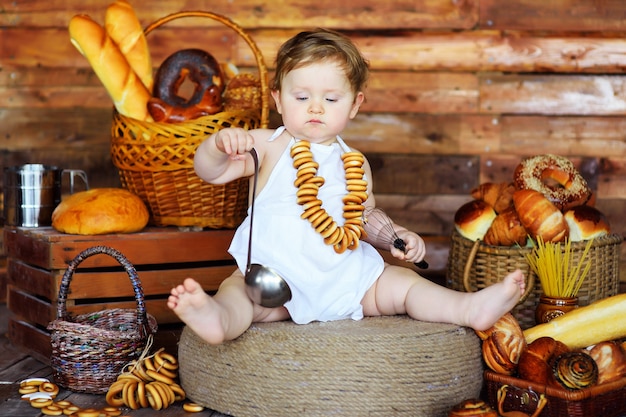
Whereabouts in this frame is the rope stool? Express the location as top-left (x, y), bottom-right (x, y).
top-left (178, 315), bottom-right (483, 417)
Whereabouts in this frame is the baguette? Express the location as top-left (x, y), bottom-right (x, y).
top-left (69, 14), bottom-right (152, 121)
top-left (105, 0), bottom-right (154, 91)
top-left (524, 293), bottom-right (626, 349)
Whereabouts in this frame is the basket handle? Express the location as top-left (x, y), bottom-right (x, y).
top-left (143, 11), bottom-right (270, 128)
top-left (462, 239), bottom-right (535, 304)
top-left (497, 384), bottom-right (547, 417)
top-left (56, 246), bottom-right (150, 336)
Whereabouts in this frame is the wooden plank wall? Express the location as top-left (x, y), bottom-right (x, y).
top-left (1, 0), bottom-right (626, 279)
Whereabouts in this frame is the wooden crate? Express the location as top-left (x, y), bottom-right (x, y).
top-left (4, 226), bottom-right (236, 362)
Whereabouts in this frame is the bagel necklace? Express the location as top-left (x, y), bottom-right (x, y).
top-left (290, 140), bottom-right (368, 254)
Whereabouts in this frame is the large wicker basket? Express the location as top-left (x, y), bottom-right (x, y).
top-left (446, 229), bottom-right (622, 329)
top-left (110, 11), bottom-right (270, 228)
top-left (48, 246), bottom-right (158, 394)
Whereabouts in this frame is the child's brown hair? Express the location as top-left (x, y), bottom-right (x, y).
top-left (271, 28), bottom-right (370, 96)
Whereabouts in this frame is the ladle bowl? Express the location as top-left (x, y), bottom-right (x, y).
top-left (244, 148), bottom-right (292, 308)
top-left (245, 264), bottom-right (292, 308)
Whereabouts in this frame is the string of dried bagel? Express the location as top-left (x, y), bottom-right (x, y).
top-left (105, 344), bottom-right (204, 412)
top-left (291, 140), bottom-right (368, 253)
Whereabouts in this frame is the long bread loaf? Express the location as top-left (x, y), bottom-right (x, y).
top-left (69, 14), bottom-right (152, 121)
top-left (105, 0), bottom-right (153, 91)
top-left (524, 293), bottom-right (626, 349)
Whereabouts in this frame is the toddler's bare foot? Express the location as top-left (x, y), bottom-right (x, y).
top-left (167, 278), bottom-right (226, 344)
top-left (467, 269), bottom-right (526, 331)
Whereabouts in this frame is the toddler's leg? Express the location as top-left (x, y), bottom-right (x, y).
top-left (167, 270), bottom-right (254, 344)
top-left (363, 266), bottom-right (525, 331)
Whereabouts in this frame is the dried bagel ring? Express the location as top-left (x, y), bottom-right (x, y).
top-left (39, 382), bottom-right (59, 398)
top-left (294, 172), bottom-right (315, 187)
top-left (41, 405), bottom-right (63, 416)
top-left (308, 211), bottom-right (330, 229)
top-left (183, 402), bottom-right (205, 412)
top-left (101, 406), bottom-right (122, 417)
top-left (334, 231), bottom-right (350, 254)
top-left (18, 385), bottom-right (39, 395)
top-left (30, 397), bottom-right (54, 408)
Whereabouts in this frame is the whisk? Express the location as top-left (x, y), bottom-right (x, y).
top-left (363, 207), bottom-right (428, 269)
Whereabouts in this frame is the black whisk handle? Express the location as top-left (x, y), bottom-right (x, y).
top-left (414, 260), bottom-right (429, 269)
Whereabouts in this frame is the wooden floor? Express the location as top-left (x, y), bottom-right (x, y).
top-left (0, 303), bottom-right (229, 417)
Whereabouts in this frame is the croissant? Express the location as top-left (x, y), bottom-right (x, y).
top-left (552, 351), bottom-right (598, 390)
top-left (483, 206), bottom-right (528, 246)
top-left (513, 189), bottom-right (568, 243)
top-left (470, 182), bottom-right (515, 213)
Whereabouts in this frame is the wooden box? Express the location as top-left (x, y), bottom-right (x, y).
top-left (4, 226), bottom-right (236, 361)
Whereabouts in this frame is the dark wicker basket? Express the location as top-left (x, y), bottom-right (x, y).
top-left (47, 246), bottom-right (157, 394)
top-left (485, 369), bottom-right (626, 417)
top-left (446, 229), bottom-right (622, 329)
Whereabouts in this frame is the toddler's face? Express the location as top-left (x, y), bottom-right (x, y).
top-left (272, 61), bottom-right (364, 144)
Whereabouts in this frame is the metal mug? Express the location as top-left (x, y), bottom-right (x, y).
top-left (3, 164), bottom-right (89, 227)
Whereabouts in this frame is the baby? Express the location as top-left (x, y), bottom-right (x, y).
top-left (168, 28), bottom-right (525, 344)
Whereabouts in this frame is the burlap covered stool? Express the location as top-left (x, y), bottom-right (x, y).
top-left (178, 315), bottom-right (483, 417)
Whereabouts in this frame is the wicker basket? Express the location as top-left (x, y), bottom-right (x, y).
top-left (110, 11), bottom-right (270, 228)
top-left (47, 246), bottom-right (158, 394)
top-left (484, 369), bottom-right (626, 417)
top-left (446, 230), bottom-right (622, 329)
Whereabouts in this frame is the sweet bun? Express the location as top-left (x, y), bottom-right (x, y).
top-left (454, 200), bottom-right (496, 241)
top-left (564, 205), bottom-right (610, 242)
top-left (517, 336), bottom-right (569, 386)
top-left (52, 188), bottom-right (149, 235)
top-left (475, 313), bottom-right (526, 375)
top-left (588, 341), bottom-right (626, 384)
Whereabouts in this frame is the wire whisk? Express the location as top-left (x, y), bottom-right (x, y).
top-left (363, 207), bottom-right (428, 269)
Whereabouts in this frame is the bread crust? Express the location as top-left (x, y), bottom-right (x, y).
top-left (69, 14), bottom-right (152, 121)
top-left (52, 188), bottom-right (149, 235)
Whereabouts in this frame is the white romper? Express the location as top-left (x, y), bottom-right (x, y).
top-left (228, 127), bottom-right (384, 324)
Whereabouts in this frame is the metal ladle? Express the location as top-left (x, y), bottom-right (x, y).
top-left (244, 148), bottom-right (292, 308)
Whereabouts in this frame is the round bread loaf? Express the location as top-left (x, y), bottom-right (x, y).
top-left (52, 188), bottom-right (149, 235)
top-left (454, 199), bottom-right (496, 241)
top-left (563, 205), bottom-right (610, 241)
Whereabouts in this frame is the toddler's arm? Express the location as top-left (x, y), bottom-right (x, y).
top-left (194, 128), bottom-right (257, 184)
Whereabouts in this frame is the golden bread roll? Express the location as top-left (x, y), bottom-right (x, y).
top-left (483, 205), bottom-right (528, 246)
top-left (588, 341), bottom-right (626, 384)
top-left (513, 189), bottom-right (568, 243)
top-left (69, 14), bottom-right (152, 121)
top-left (517, 336), bottom-right (569, 386)
top-left (105, 0), bottom-right (154, 91)
top-left (52, 188), bottom-right (149, 235)
top-left (563, 205), bottom-right (610, 242)
top-left (470, 182), bottom-right (515, 214)
top-left (475, 313), bottom-right (527, 375)
top-left (454, 200), bottom-right (496, 241)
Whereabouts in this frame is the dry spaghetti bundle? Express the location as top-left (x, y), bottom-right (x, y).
top-left (526, 236), bottom-right (594, 297)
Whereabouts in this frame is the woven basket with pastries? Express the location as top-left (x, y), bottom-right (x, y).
top-left (446, 154), bottom-right (622, 329)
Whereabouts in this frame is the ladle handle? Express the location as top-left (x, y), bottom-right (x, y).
top-left (246, 148), bottom-right (259, 272)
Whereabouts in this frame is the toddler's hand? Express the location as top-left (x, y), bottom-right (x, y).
top-left (214, 128), bottom-right (255, 160)
top-left (392, 230), bottom-right (426, 264)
